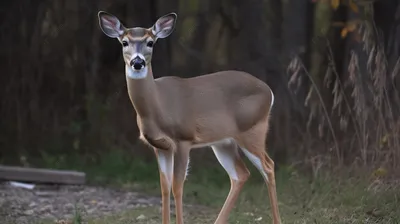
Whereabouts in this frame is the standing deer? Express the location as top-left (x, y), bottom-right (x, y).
top-left (98, 11), bottom-right (282, 224)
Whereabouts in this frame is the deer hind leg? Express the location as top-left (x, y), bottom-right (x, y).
top-left (211, 138), bottom-right (250, 224)
top-left (236, 129), bottom-right (282, 224)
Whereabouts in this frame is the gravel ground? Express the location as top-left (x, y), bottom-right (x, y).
top-left (0, 181), bottom-right (163, 224)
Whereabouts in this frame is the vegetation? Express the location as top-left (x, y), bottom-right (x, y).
top-left (35, 150), bottom-right (400, 224)
top-left (1, 0), bottom-right (400, 223)
top-left (1, 0), bottom-right (399, 169)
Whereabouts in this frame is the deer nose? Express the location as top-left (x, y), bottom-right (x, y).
top-left (130, 56), bottom-right (145, 70)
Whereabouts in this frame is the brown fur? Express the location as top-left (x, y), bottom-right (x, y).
top-left (129, 69), bottom-right (273, 151)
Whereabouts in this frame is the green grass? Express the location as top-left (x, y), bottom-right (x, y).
top-left (33, 150), bottom-right (400, 224)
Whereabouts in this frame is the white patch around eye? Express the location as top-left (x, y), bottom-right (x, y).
top-left (126, 65), bottom-right (148, 79)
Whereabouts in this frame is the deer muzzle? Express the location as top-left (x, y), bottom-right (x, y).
top-left (130, 56), bottom-right (146, 70)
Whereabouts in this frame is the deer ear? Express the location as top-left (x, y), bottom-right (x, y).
top-left (98, 11), bottom-right (125, 38)
top-left (151, 13), bottom-right (177, 39)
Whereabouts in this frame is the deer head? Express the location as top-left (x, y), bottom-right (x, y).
top-left (98, 11), bottom-right (177, 79)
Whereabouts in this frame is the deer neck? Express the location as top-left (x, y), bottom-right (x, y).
top-left (126, 64), bottom-right (160, 118)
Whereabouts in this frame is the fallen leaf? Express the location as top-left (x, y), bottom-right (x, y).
top-left (349, 0), bottom-right (359, 13)
top-left (346, 22), bottom-right (358, 32)
top-left (366, 208), bottom-right (384, 218)
top-left (372, 167), bottom-right (388, 178)
top-left (255, 216), bottom-right (263, 221)
top-left (341, 28), bottom-right (348, 38)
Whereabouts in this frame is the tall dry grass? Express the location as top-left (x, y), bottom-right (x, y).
top-left (287, 19), bottom-right (400, 174)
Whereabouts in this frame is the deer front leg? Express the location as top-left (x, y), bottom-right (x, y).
top-left (155, 148), bottom-right (174, 224)
top-left (172, 143), bottom-right (191, 224)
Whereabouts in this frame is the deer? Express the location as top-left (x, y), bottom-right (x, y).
top-left (97, 11), bottom-right (282, 224)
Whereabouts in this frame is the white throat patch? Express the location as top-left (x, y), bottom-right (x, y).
top-left (126, 65), bottom-right (148, 79)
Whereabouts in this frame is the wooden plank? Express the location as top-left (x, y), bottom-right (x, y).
top-left (0, 165), bottom-right (86, 185)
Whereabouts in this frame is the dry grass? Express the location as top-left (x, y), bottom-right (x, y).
top-left (287, 17), bottom-right (400, 172)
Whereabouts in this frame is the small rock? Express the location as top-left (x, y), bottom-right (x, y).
top-left (136, 198), bottom-right (150, 204)
top-left (63, 214), bottom-right (73, 220)
top-left (64, 203), bottom-right (74, 210)
top-left (137, 204), bottom-right (148, 208)
top-left (39, 205), bottom-right (53, 213)
top-left (255, 216), bottom-right (263, 221)
top-left (43, 213), bottom-right (56, 220)
top-left (23, 210), bottom-right (34, 215)
top-left (86, 208), bottom-right (96, 214)
top-left (35, 191), bottom-right (56, 197)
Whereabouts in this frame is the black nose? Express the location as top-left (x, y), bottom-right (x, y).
top-left (130, 56), bottom-right (145, 70)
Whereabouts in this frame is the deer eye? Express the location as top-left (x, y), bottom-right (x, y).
top-left (147, 41), bottom-right (154, 48)
top-left (122, 41), bottom-right (128, 47)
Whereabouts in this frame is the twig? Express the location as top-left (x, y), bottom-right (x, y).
top-left (299, 61), bottom-right (342, 165)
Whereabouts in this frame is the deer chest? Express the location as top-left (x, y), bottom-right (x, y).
top-left (137, 119), bottom-right (174, 150)
top-left (140, 132), bottom-right (174, 151)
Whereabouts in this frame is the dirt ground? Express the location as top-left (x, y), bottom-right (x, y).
top-left (1, 174), bottom-right (399, 224)
top-left (0, 181), bottom-right (163, 224)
